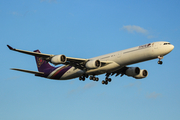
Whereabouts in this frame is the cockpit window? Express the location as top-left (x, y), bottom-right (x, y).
top-left (164, 43), bottom-right (171, 45)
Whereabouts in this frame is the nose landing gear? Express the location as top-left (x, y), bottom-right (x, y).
top-left (158, 56), bottom-right (163, 65)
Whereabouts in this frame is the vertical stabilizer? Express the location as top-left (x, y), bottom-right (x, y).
top-left (34, 50), bottom-right (54, 72)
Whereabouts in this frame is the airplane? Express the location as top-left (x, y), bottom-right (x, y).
top-left (7, 41), bottom-right (174, 85)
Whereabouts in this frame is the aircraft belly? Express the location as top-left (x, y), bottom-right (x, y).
top-left (60, 67), bottom-right (84, 80)
top-left (86, 62), bottom-right (120, 75)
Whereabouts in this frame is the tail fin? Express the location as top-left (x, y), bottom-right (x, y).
top-left (34, 50), bottom-right (54, 72)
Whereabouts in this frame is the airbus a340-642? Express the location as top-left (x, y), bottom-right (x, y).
top-left (7, 41), bottom-right (174, 85)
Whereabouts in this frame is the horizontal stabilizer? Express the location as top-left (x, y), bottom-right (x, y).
top-left (11, 68), bottom-right (44, 75)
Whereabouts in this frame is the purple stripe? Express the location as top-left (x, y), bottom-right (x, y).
top-left (37, 67), bottom-right (57, 78)
top-left (51, 66), bottom-right (66, 78)
top-left (52, 66), bottom-right (72, 79)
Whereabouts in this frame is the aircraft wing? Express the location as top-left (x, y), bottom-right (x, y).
top-left (7, 45), bottom-right (87, 61)
top-left (11, 68), bottom-right (44, 75)
top-left (7, 45), bottom-right (111, 70)
top-left (7, 45), bottom-right (54, 59)
top-left (111, 66), bottom-right (128, 77)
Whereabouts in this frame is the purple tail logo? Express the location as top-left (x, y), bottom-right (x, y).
top-left (37, 57), bottom-right (44, 68)
top-left (34, 50), bottom-right (54, 72)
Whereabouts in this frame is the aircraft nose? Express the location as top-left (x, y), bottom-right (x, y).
top-left (170, 44), bottom-right (174, 51)
top-left (166, 44), bottom-right (174, 54)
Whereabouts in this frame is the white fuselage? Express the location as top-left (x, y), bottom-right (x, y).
top-left (59, 41), bottom-right (174, 80)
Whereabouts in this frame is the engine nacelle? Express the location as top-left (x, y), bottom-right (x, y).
top-left (85, 60), bottom-right (101, 69)
top-left (51, 55), bottom-right (67, 64)
top-left (134, 69), bottom-right (148, 79)
top-left (125, 67), bottom-right (140, 77)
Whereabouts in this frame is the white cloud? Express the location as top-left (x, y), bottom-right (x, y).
top-left (83, 82), bottom-right (97, 89)
top-left (67, 82), bottom-right (97, 96)
top-left (146, 92), bottom-right (162, 99)
top-left (122, 25), bottom-right (155, 39)
top-left (147, 35), bottom-right (155, 39)
top-left (11, 10), bottom-right (36, 17)
top-left (122, 25), bottom-right (148, 34)
top-left (124, 81), bottom-right (141, 88)
top-left (12, 11), bottom-right (22, 16)
top-left (124, 81), bottom-right (142, 94)
top-left (5, 76), bottom-right (21, 80)
top-left (67, 87), bottom-right (81, 95)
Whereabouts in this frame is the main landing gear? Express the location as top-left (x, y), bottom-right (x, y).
top-left (79, 75), bottom-right (99, 82)
top-left (158, 56), bottom-right (163, 65)
top-left (79, 73), bottom-right (112, 85)
top-left (79, 74), bottom-right (89, 81)
top-left (79, 76), bottom-right (85, 81)
top-left (89, 76), bottom-right (99, 81)
top-left (102, 73), bottom-right (112, 85)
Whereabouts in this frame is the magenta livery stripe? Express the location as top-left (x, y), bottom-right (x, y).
top-left (51, 66), bottom-right (66, 78)
top-left (50, 66), bottom-right (72, 79)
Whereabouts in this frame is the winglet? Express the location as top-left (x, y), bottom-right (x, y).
top-left (7, 45), bottom-right (15, 50)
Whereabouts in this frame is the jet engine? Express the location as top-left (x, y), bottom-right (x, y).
top-left (134, 69), bottom-right (148, 79)
top-left (51, 55), bottom-right (67, 64)
top-left (85, 60), bottom-right (101, 69)
top-left (125, 67), bottom-right (148, 79)
top-left (125, 67), bottom-right (140, 76)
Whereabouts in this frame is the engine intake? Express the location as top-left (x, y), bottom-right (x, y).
top-left (125, 67), bottom-right (148, 79)
top-left (51, 55), bottom-right (67, 64)
top-left (134, 69), bottom-right (148, 79)
top-left (85, 60), bottom-right (101, 69)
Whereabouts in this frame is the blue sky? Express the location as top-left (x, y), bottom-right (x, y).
top-left (0, 0), bottom-right (180, 120)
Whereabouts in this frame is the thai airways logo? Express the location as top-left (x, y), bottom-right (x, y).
top-left (139, 43), bottom-right (151, 49)
top-left (37, 57), bottom-right (44, 67)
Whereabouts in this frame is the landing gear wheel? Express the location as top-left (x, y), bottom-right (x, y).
top-left (102, 80), bottom-right (105, 84)
top-left (108, 78), bottom-right (112, 82)
top-left (105, 81), bottom-right (108, 85)
top-left (102, 80), bottom-right (108, 85)
top-left (90, 76), bottom-right (93, 80)
top-left (85, 74), bottom-right (89, 78)
top-left (158, 61), bottom-right (163, 65)
top-left (104, 75), bottom-right (112, 84)
top-left (90, 76), bottom-right (99, 81)
top-left (158, 56), bottom-right (163, 65)
top-left (79, 76), bottom-right (85, 81)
